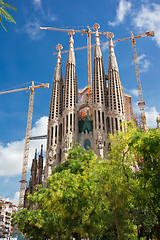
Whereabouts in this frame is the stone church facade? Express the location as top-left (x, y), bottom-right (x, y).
top-left (44, 24), bottom-right (133, 180)
top-left (23, 24), bottom-right (134, 207)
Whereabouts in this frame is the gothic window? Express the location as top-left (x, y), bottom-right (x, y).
top-left (59, 149), bottom-right (62, 163)
top-left (59, 123), bottom-right (62, 142)
top-left (120, 119), bottom-right (122, 131)
top-left (106, 117), bottom-right (110, 134)
top-left (51, 127), bottom-right (53, 146)
top-left (63, 118), bottom-right (64, 136)
top-left (74, 113), bottom-right (75, 131)
top-left (111, 118), bottom-right (114, 134)
top-left (66, 115), bottom-right (68, 133)
top-left (70, 113), bottom-right (72, 131)
top-left (115, 118), bottom-right (118, 131)
top-left (55, 125), bottom-right (57, 138)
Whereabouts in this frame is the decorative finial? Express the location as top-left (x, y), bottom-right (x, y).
top-left (68, 29), bottom-right (75, 37)
top-left (107, 32), bottom-right (114, 39)
top-left (107, 32), bottom-right (115, 54)
top-left (93, 23), bottom-right (100, 31)
top-left (68, 30), bottom-right (75, 51)
top-left (56, 44), bottom-right (63, 63)
top-left (93, 23), bottom-right (100, 44)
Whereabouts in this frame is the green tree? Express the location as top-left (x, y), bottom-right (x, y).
top-left (107, 124), bottom-right (160, 239)
top-left (13, 147), bottom-right (110, 239)
top-left (12, 125), bottom-right (160, 240)
top-left (100, 123), bottom-right (140, 239)
top-left (132, 128), bottom-right (160, 239)
top-left (0, 0), bottom-right (17, 31)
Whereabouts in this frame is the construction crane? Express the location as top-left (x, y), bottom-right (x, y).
top-left (52, 30), bottom-right (154, 131)
top-left (0, 81), bottom-right (49, 207)
top-left (39, 25), bottom-right (111, 102)
top-left (111, 31), bottom-right (154, 131)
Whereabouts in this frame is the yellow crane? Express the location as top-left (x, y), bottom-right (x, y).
top-left (112, 31), bottom-right (154, 131)
top-left (52, 30), bottom-right (154, 131)
top-left (0, 81), bottom-right (49, 207)
top-left (39, 25), bottom-right (111, 102)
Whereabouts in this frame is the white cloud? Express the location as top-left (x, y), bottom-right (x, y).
top-left (33, 0), bottom-right (42, 9)
top-left (133, 3), bottom-right (160, 46)
top-left (47, 10), bottom-right (57, 22)
top-left (128, 89), bottom-right (138, 97)
top-left (0, 116), bottom-right (48, 177)
top-left (146, 106), bottom-right (159, 128)
top-left (132, 54), bottom-right (151, 72)
top-left (34, 0), bottom-right (41, 4)
top-left (108, 0), bottom-right (132, 26)
top-left (24, 18), bottom-right (42, 40)
top-left (11, 192), bottom-right (19, 206)
top-left (102, 43), bottom-right (109, 52)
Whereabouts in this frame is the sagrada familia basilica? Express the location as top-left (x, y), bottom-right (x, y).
top-left (24, 24), bottom-right (134, 206)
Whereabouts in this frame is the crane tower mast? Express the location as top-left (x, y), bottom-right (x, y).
top-left (19, 82), bottom-right (35, 207)
top-left (0, 81), bottom-right (49, 207)
top-left (130, 31), bottom-right (146, 131)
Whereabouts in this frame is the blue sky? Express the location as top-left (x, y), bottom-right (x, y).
top-left (0, 0), bottom-right (160, 205)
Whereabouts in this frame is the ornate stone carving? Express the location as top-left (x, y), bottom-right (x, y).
top-left (48, 148), bottom-right (55, 165)
top-left (97, 131), bottom-right (103, 149)
top-left (64, 136), bottom-right (69, 152)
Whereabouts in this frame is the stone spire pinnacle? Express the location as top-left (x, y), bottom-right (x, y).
top-left (34, 149), bottom-right (37, 160)
top-left (31, 149), bottom-right (37, 187)
top-left (48, 44), bottom-right (63, 122)
top-left (107, 33), bottom-right (125, 133)
top-left (56, 43), bottom-right (63, 64)
top-left (67, 30), bottom-right (76, 65)
top-left (108, 33), bottom-right (118, 70)
top-left (92, 23), bottom-right (106, 106)
top-left (37, 145), bottom-right (43, 185)
top-left (93, 23), bottom-right (102, 58)
top-left (40, 144), bottom-right (43, 155)
top-left (63, 30), bottom-right (78, 109)
top-left (53, 44), bottom-right (63, 83)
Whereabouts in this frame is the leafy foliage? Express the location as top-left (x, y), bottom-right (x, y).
top-left (0, 0), bottom-right (17, 31)
top-left (12, 124), bottom-right (160, 240)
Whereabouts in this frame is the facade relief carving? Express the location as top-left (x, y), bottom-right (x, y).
top-left (97, 131), bottom-right (103, 149)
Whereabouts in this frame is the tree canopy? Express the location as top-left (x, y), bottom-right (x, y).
top-left (12, 124), bottom-right (160, 240)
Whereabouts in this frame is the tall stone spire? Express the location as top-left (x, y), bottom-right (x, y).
top-left (37, 145), bottom-right (43, 185)
top-left (62, 30), bottom-right (78, 159)
top-left (45, 44), bottom-right (63, 178)
top-left (63, 30), bottom-right (78, 109)
top-left (31, 149), bottom-right (37, 188)
top-left (92, 23), bottom-right (107, 106)
top-left (92, 23), bottom-right (107, 158)
top-left (107, 33), bottom-right (125, 133)
top-left (48, 44), bottom-right (63, 122)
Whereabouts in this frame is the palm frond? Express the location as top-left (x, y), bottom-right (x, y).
top-left (0, 16), bottom-right (7, 31)
top-left (0, 1), bottom-right (17, 11)
top-left (0, 7), bottom-right (16, 23)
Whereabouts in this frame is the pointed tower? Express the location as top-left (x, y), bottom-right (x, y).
top-left (107, 33), bottom-right (125, 133)
top-left (92, 24), bottom-right (107, 158)
top-left (45, 44), bottom-right (63, 178)
top-left (37, 145), bottom-right (43, 185)
top-left (30, 149), bottom-right (37, 190)
top-left (62, 30), bottom-right (78, 160)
